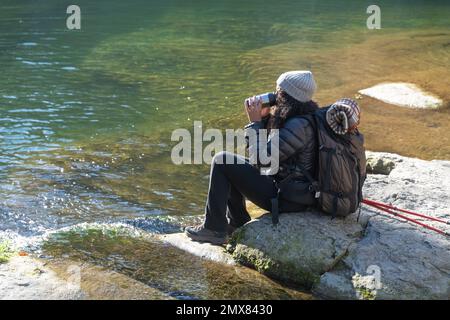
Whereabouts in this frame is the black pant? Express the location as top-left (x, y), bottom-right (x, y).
top-left (204, 151), bottom-right (306, 232)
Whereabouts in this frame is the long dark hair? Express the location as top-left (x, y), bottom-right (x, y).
top-left (267, 90), bottom-right (319, 129)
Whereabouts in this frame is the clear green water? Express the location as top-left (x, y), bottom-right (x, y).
top-left (0, 0), bottom-right (449, 299)
top-left (42, 226), bottom-right (308, 299)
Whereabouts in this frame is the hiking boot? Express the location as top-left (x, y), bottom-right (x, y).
top-left (185, 225), bottom-right (227, 245)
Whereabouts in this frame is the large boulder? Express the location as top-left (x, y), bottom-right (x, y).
top-left (228, 212), bottom-right (362, 288)
top-left (227, 152), bottom-right (450, 299)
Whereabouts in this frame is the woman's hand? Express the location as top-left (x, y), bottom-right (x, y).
top-left (260, 105), bottom-right (271, 119)
top-left (244, 96), bottom-right (262, 122)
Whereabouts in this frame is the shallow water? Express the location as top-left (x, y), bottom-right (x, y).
top-left (42, 226), bottom-right (309, 300)
top-left (0, 0), bottom-right (449, 299)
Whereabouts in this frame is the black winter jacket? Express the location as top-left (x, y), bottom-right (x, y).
top-left (244, 116), bottom-right (317, 183)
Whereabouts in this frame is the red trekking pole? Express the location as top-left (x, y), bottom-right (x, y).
top-left (362, 198), bottom-right (450, 237)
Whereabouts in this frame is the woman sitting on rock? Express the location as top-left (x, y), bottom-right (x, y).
top-left (186, 71), bottom-right (321, 245)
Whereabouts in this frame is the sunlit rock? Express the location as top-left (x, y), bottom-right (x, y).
top-left (359, 83), bottom-right (443, 109)
top-left (159, 233), bottom-right (236, 265)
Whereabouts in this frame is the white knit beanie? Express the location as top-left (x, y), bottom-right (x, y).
top-left (276, 71), bottom-right (317, 102)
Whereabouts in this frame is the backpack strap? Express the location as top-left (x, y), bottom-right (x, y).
top-left (288, 113), bottom-right (321, 198)
top-left (271, 189), bottom-right (280, 225)
top-left (297, 162), bottom-right (321, 198)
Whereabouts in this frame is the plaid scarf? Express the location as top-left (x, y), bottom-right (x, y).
top-left (326, 98), bottom-right (360, 135)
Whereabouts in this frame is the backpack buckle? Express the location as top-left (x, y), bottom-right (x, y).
top-left (309, 182), bottom-right (321, 198)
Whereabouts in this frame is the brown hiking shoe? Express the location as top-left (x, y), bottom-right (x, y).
top-left (185, 225), bottom-right (227, 245)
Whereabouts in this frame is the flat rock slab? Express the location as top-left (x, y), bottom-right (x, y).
top-left (159, 233), bottom-right (236, 265)
top-left (359, 82), bottom-right (443, 109)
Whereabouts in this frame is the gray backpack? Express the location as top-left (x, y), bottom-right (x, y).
top-left (303, 107), bottom-right (366, 217)
top-left (272, 107), bottom-right (366, 223)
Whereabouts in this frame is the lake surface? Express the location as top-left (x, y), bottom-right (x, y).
top-left (0, 0), bottom-right (449, 299)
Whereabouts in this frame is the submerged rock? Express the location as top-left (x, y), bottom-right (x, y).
top-left (0, 256), bottom-right (172, 300)
top-left (227, 152), bottom-right (450, 299)
top-left (358, 82), bottom-right (443, 109)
